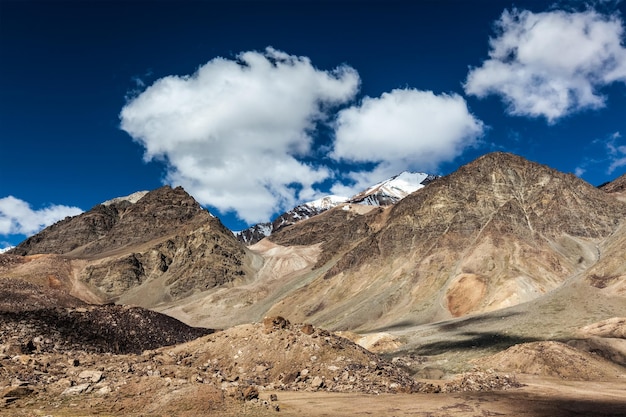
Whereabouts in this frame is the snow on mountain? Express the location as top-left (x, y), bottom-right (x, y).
top-left (236, 171), bottom-right (438, 245)
top-left (349, 171), bottom-right (436, 206)
top-left (306, 195), bottom-right (350, 211)
top-left (0, 246), bottom-right (14, 254)
top-left (235, 222), bottom-right (274, 245)
top-left (101, 191), bottom-right (149, 206)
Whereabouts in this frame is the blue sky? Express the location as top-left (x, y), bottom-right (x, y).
top-left (1, 0), bottom-right (626, 249)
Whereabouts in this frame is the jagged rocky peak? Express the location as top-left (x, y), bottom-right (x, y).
top-left (237, 195), bottom-right (350, 244)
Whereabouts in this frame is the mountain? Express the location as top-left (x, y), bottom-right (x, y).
top-left (235, 171), bottom-right (437, 244)
top-left (9, 186), bottom-right (254, 305)
top-left (236, 195), bottom-right (348, 244)
top-left (7, 154), bottom-right (625, 331)
top-left (601, 172), bottom-right (626, 202)
top-left (262, 152), bottom-right (626, 330)
top-left (2, 152), bottom-right (626, 415)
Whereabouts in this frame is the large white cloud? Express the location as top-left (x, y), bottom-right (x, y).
top-left (465, 8), bottom-right (626, 122)
top-left (120, 47), bottom-right (360, 223)
top-left (331, 89), bottom-right (484, 194)
top-left (0, 196), bottom-right (83, 236)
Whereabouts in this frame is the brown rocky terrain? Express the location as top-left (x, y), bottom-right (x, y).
top-left (8, 186), bottom-right (254, 305)
top-left (260, 152), bottom-right (626, 331)
top-left (7, 153), bottom-right (624, 333)
top-left (601, 172), bottom-right (626, 202)
top-left (1, 152), bottom-right (626, 416)
top-left (2, 316), bottom-right (624, 416)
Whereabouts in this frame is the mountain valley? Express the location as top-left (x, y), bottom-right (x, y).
top-left (1, 152), bottom-right (626, 416)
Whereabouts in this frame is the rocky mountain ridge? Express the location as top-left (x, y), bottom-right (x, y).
top-left (236, 171), bottom-right (438, 244)
top-left (6, 153), bottom-right (626, 330)
top-left (263, 152), bottom-right (626, 329)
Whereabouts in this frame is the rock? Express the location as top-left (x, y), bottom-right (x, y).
top-left (311, 376), bottom-right (324, 389)
top-left (300, 324), bottom-right (314, 335)
top-left (79, 370), bottom-right (103, 383)
top-left (242, 386), bottom-right (259, 401)
top-left (2, 386), bottom-right (34, 398)
top-left (61, 383), bottom-right (90, 396)
top-left (96, 385), bottom-right (112, 395)
top-left (263, 316), bottom-right (290, 333)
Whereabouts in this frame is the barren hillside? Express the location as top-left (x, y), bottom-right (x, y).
top-left (262, 152), bottom-right (626, 330)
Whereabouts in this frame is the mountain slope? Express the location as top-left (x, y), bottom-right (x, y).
top-left (8, 186), bottom-right (255, 305)
top-left (601, 172), bottom-right (626, 202)
top-left (262, 153), bottom-right (626, 330)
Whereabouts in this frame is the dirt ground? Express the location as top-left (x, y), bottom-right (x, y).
top-left (264, 376), bottom-right (626, 417)
top-left (3, 376), bottom-right (625, 417)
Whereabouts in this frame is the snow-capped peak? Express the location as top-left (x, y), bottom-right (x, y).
top-left (101, 191), bottom-right (149, 206)
top-left (303, 195), bottom-right (349, 211)
top-left (350, 171), bottom-right (434, 205)
top-left (0, 246), bottom-right (14, 254)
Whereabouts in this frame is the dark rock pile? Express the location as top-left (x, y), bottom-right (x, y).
top-left (0, 305), bottom-right (213, 355)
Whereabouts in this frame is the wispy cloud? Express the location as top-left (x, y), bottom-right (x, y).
top-left (331, 89), bottom-right (484, 195)
top-left (607, 131), bottom-right (626, 174)
top-left (465, 8), bottom-right (626, 123)
top-left (574, 131), bottom-right (625, 178)
top-left (574, 166), bottom-right (587, 177)
top-left (120, 47), bottom-right (360, 224)
top-left (0, 196), bottom-right (83, 236)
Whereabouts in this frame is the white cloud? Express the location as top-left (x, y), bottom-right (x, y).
top-left (0, 196), bottom-right (83, 236)
top-left (120, 47), bottom-right (360, 223)
top-left (331, 89), bottom-right (484, 194)
top-left (465, 8), bottom-right (626, 123)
